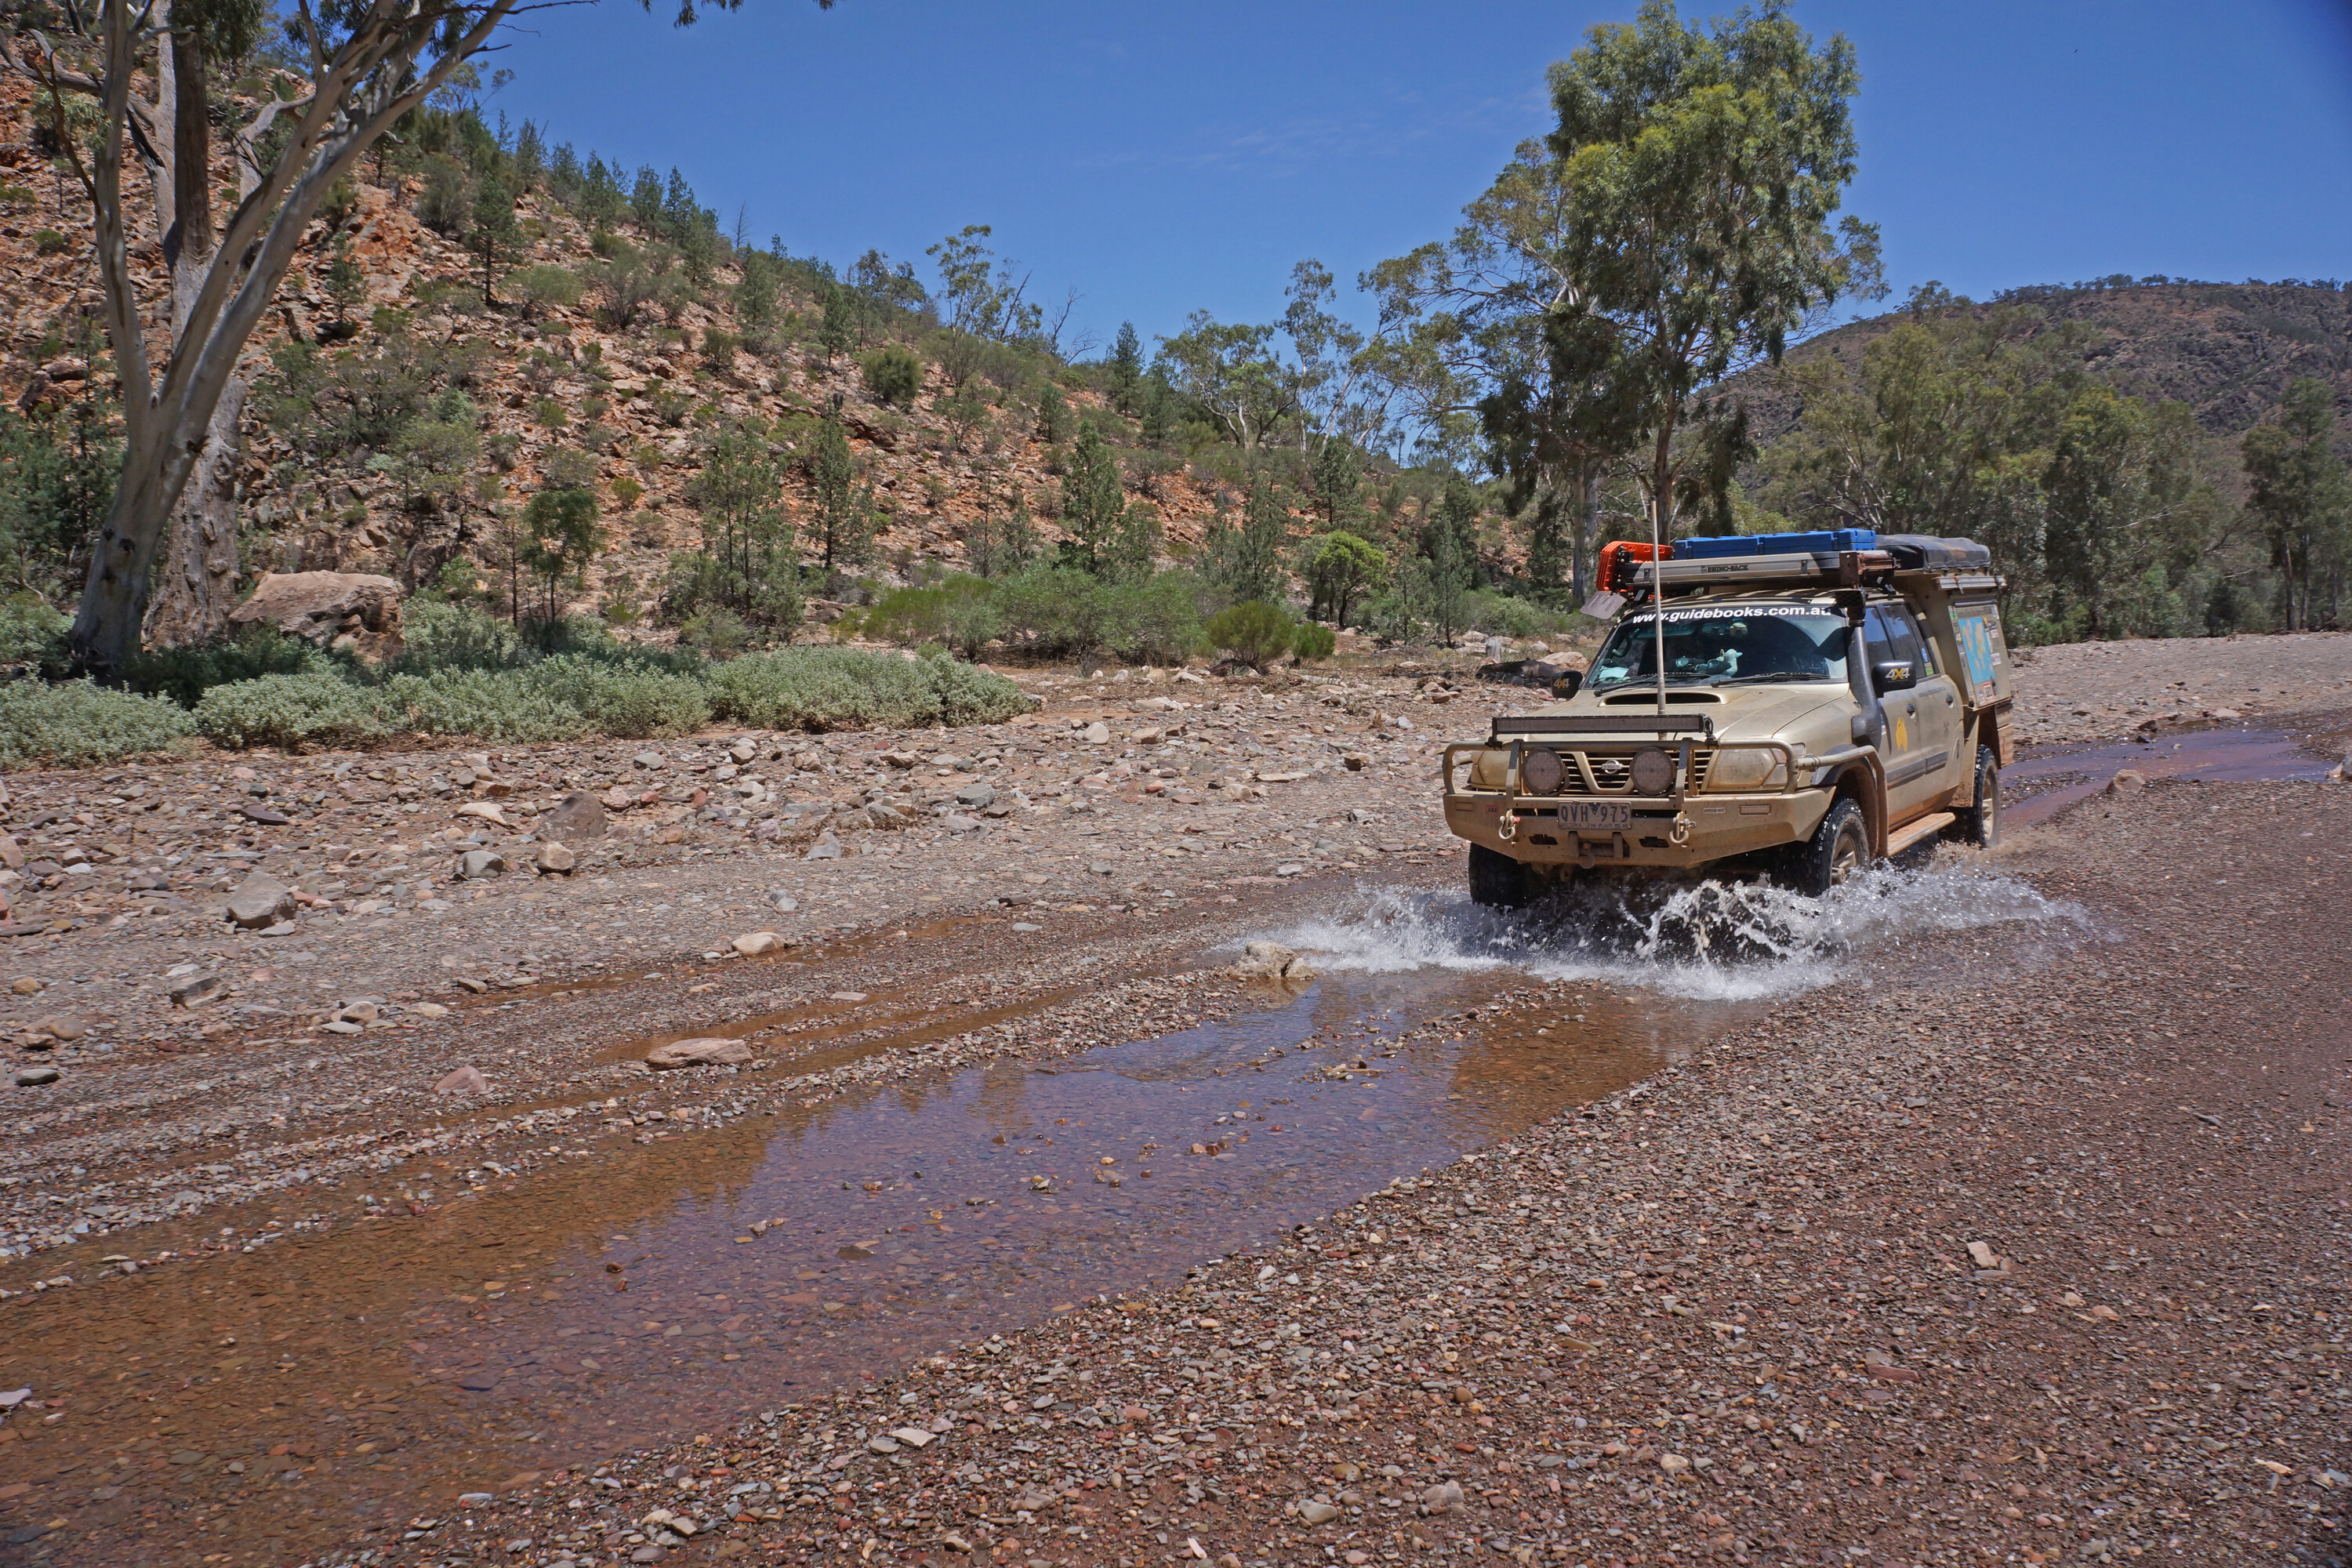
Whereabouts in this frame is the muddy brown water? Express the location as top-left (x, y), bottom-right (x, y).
top-left (0, 967), bottom-right (1750, 1566)
top-left (2005, 724), bottom-right (2336, 827)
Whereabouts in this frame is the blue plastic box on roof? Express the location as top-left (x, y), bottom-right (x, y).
top-left (1675, 528), bottom-right (1877, 560)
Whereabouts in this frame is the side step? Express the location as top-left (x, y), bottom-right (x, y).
top-left (1885, 811), bottom-right (1956, 858)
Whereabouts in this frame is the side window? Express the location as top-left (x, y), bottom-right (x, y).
top-left (1889, 605), bottom-right (1936, 675)
top-left (1863, 605), bottom-right (1910, 670)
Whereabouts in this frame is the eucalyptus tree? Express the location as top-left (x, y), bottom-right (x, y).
top-left (1365, 139), bottom-right (1638, 600)
top-left (1546, 0), bottom-right (1882, 551)
top-left (5, 0), bottom-right (800, 675)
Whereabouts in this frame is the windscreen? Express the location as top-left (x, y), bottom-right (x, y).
top-left (1588, 603), bottom-right (1850, 690)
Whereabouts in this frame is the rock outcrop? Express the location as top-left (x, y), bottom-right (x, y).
top-left (229, 572), bottom-right (405, 660)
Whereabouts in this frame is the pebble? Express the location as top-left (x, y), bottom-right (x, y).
top-left (730, 931), bottom-right (789, 956)
top-left (432, 1065), bottom-right (489, 1095)
top-left (14, 1065), bottom-right (59, 1087)
top-left (457, 848), bottom-right (509, 880)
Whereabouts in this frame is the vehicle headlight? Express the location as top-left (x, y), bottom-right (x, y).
top-left (1704, 746), bottom-right (1790, 792)
top-left (1519, 746), bottom-right (1565, 796)
top-left (1630, 746), bottom-right (1678, 796)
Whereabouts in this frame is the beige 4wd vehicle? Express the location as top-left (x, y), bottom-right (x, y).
top-left (1442, 532), bottom-right (2016, 905)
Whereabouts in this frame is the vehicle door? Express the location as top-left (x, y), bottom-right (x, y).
top-left (1866, 603), bottom-right (1961, 820)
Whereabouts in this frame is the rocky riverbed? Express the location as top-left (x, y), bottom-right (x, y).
top-left (1, 637), bottom-right (2348, 1568)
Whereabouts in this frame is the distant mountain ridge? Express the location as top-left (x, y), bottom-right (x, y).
top-left (1739, 280), bottom-right (2352, 450)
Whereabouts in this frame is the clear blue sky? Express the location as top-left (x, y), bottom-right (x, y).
top-left (486, 0), bottom-right (2352, 353)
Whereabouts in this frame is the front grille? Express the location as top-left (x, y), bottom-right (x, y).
top-left (1525, 746), bottom-right (1715, 796)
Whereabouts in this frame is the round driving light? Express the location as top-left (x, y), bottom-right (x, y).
top-left (1631, 746), bottom-right (1677, 795)
top-left (1520, 746), bottom-right (1565, 796)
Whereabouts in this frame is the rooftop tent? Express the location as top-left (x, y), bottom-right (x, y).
top-left (1878, 535), bottom-right (1993, 571)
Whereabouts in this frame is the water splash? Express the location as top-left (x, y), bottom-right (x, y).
top-left (1269, 863), bottom-right (2084, 1001)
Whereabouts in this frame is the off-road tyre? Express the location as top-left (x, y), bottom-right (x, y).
top-left (1949, 744), bottom-right (2000, 848)
top-left (1786, 797), bottom-right (1871, 897)
top-left (1468, 844), bottom-right (1532, 909)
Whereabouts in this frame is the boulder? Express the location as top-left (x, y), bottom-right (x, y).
top-left (543, 792), bottom-right (607, 840)
top-left (533, 841), bottom-right (577, 874)
top-left (804, 830), bottom-right (843, 861)
top-left (953, 780), bottom-right (996, 811)
top-left (646, 1036), bottom-right (753, 1070)
top-left (229, 571), bottom-right (404, 659)
top-left (224, 873), bottom-right (296, 930)
top-left (1231, 941), bottom-right (1316, 982)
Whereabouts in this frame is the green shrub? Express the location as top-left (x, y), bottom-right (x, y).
top-left (510, 263), bottom-right (584, 319)
top-left (941, 590), bottom-right (1004, 659)
top-left (862, 575), bottom-right (1001, 656)
top-left (995, 565), bottom-right (1114, 658)
top-left (709, 647), bottom-right (1025, 732)
top-left (862, 343), bottom-right (924, 407)
top-left (1203, 600), bottom-right (1298, 668)
top-left (1099, 573), bottom-right (1202, 665)
top-left (193, 670), bottom-right (393, 750)
top-left (1290, 621), bottom-right (1337, 662)
top-left (0, 595), bottom-right (67, 669)
top-left (0, 679), bottom-right (197, 769)
top-left (125, 626), bottom-right (326, 709)
top-left (678, 607), bottom-right (753, 655)
top-left (391, 599), bottom-right (524, 673)
top-left (1464, 590), bottom-right (1566, 639)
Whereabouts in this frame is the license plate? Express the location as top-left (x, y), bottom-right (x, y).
top-left (1556, 801), bottom-right (1632, 831)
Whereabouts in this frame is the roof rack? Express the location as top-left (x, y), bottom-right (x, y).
top-left (1631, 549), bottom-right (1895, 590)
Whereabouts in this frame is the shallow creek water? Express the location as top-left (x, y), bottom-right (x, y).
top-left (0, 966), bottom-right (1731, 1561)
top-left (2005, 724), bottom-right (2335, 826)
top-left (0, 867), bottom-right (2081, 1563)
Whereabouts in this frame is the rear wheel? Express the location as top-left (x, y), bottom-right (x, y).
top-left (1786, 797), bottom-right (1870, 897)
top-left (1468, 844), bottom-right (1532, 909)
top-left (1950, 744), bottom-right (2000, 848)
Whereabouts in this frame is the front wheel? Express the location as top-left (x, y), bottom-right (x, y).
top-left (1468, 844), bottom-right (1532, 909)
top-left (1785, 797), bottom-right (1870, 897)
top-left (1950, 744), bottom-right (2000, 848)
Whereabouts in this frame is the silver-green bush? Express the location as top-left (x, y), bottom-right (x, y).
top-left (0, 678), bottom-right (198, 769)
top-left (528, 656), bottom-right (710, 739)
top-left (193, 670), bottom-right (394, 750)
top-left (377, 670), bottom-right (590, 744)
top-left (710, 648), bottom-right (1027, 731)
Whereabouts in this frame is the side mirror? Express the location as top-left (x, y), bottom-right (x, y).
top-left (1872, 659), bottom-right (1917, 694)
top-left (1550, 670), bottom-right (1583, 699)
